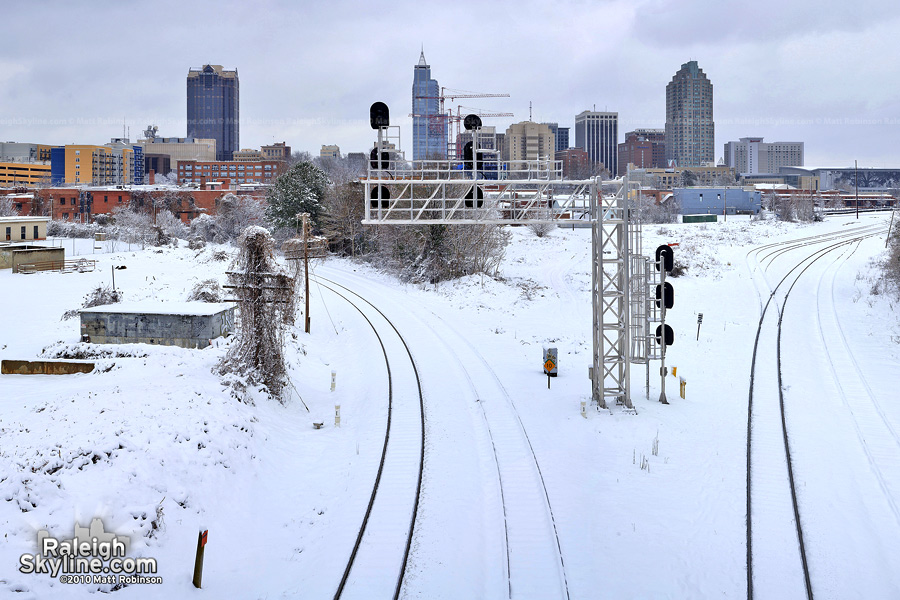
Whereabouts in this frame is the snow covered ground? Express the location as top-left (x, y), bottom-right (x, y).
top-left (1, 213), bottom-right (898, 598)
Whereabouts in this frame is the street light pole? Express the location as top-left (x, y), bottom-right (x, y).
top-left (855, 159), bottom-right (859, 219)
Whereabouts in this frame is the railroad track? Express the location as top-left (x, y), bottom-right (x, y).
top-left (316, 271), bottom-right (571, 599)
top-left (744, 223), bottom-right (888, 600)
top-left (315, 280), bottom-right (426, 600)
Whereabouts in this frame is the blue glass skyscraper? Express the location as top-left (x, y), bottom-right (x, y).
top-left (412, 51), bottom-right (447, 161)
top-left (187, 65), bottom-right (239, 161)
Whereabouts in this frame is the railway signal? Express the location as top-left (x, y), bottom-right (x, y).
top-left (656, 245), bottom-right (675, 404)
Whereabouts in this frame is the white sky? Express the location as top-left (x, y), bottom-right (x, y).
top-left (2, 0), bottom-right (899, 167)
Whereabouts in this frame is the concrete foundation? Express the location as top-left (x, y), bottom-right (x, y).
top-left (2, 359), bottom-right (95, 375)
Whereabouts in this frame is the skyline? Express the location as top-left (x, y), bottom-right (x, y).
top-left (1, 0), bottom-right (899, 168)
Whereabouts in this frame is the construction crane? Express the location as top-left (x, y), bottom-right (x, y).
top-left (410, 87), bottom-right (511, 159)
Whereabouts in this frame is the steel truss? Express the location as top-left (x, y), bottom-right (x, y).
top-left (362, 127), bottom-right (633, 409)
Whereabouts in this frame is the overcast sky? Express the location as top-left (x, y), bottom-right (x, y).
top-left (2, 0), bottom-right (899, 168)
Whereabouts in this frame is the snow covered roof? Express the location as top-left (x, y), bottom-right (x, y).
top-left (80, 301), bottom-right (234, 316)
top-left (0, 216), bottom-right (50, 223)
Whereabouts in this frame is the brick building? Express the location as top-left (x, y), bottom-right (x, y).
top-left (177, 160), bottom-right (284, 185)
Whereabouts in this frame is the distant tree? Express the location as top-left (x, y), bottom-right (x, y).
top-left (266, 161), bottom-right (328, 231)
top-left (112, 205), bottom-right (154, 248)
top-left (680, 170), bottom-right (697, 187)
top-left (321, 181), bottom-right (366, 256)
top-left (0, 195), bottom-right (16, 217)
top-left (214, 193), bottom-right (266, 242)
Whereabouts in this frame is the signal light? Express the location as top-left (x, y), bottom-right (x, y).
top-left (655, 282), bottom-right (674, 309)
top-left (656, 244), bottom-right (674, 272)
top-left (370, 102), bottom-right (389, 129)
top-left (463, 142), bottom-right (484, 172)
top-left (464, 185), bottom-right (484, 208)
top-left (464, 114), bottom-right (482, 131)
top-left (655, 324), bottom-right (674, 346)
top-left (370, 185), bottom-right (390, 209)
top-left (369, 147), bottom-right (390, 170)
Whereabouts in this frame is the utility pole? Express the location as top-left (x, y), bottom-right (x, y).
top-left (302, 213), bottom-right (310, 334)
top-left (855, 159), bottom-right (859, 219)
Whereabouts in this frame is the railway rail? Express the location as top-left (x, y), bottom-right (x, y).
top-left (744, 223), bottom-right (888, 599)
top-left (316, 271), bottom-right (571, 599)
top-left (315, 280), bottom-right (426, 600)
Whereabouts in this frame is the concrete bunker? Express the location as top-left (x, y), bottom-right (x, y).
top-left (80, 302), bottom-right (235, 349)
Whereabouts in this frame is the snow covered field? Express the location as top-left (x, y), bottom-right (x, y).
top-left (1, 212), bottom-right (898, 599)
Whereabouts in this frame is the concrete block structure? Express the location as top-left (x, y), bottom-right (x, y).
top-left (0, 243), bottom-right (64, 271)
top-left (80, 302), bottom-right (235, 349)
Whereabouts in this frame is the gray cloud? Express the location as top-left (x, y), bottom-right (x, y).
top-left (0, 0), bottom-right (898, 166)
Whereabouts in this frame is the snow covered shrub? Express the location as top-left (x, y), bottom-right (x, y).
top-left (884, 216), bottom-right (900, 300)
top-left (527, 208), bottom-right (555, 238)
top-left (187, 279), bottom-right (223, 303)
top-left (214, 193), bottom-right (266, 243)
top-left (190, 213), bottom-right (217, 242)
top-left (367, 222), bottom-right (510, 284)
top-left (155, 210), bottom-right (189, 241)
top-left (633, 195), bottom-right (679, 224)
top-left (62, 284), bottom-right (122, 320)
top-left (218, 227), bottom-right (294, 401)
top-left (188, 236), bottom-right (206, 250)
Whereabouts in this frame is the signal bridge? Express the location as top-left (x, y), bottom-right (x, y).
top-left (362, 103), bottom-right (676, 410)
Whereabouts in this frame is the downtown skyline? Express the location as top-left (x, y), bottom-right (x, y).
top-left (1, 0), bottom-right (898, 167)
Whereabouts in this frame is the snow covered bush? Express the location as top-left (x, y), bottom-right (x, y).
top-left (213, 193), bottom-right (267, 243)
top-left (527, 208), bottom-right (555, 238)
top-left (61, 284), bottom-right (122, 320)
top-left (884, 216), bottom-right (900, 300)
top-left (187, 279), bottom-right (223, 303)
top-left (155, 210), bottom-right (189, 241)
top-left (367, 222), bottom-right (510, 284)
top-left (190, 213), bottom-right (217, 242)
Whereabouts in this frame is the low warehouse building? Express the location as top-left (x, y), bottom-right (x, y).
top-left (80, 302), bottom-right (235, 349)
top-left (0, 243), bottom-right (64, 271)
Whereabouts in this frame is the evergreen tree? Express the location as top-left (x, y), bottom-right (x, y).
top-left (266, 161), bottom-right (328, 231)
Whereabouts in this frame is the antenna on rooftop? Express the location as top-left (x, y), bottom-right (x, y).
top-left (529, 101), bottom-right (532, 121)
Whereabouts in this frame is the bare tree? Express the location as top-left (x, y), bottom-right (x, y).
top-left (0, 195), bottom-right (16, 217)
top-left (214, 193), bottom-right (266, 242)
top-left (112, 205), bottom-right (154, 248)
top-left (321, 182), bottom-right (366, 256)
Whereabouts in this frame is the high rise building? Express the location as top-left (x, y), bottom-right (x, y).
top-left (574, 111), bottom-right (618, 175)
top-left (723, 137), bottom-right (804, 174)
top-left (506, 122), bottom-right (554, 163)
top-left (187, 65), bottom-right (239, 161)
top-left (665, 61), bottom-right (714, 167)
top-left (412, 51), bottom-right (447, 161)
top-left (618, 129), bottom-right (666, 173)
top-left (541, 123), bottom-right (570, 154)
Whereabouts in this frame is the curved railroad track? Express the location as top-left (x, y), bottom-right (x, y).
top-left (316, 271), bottom-right (571, 599)
top-left (744, 224), bottom-right (888, 600)
top-left (315, 280), bottom-right (426, 600)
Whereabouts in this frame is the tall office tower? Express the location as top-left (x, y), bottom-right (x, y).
top-left (411, 51), bottom-right (447, 161)
top-left (574, 111), bottom-right (618, 175)
top-left (541, 123), bottom-right (571, 154)
top-left (187, 64), bottom-right (239, 161)
top-left (665, 60), bottom-right (714, 167)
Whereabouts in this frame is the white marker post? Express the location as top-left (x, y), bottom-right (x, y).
top-left (335, 405), bottom-right (341, 427)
